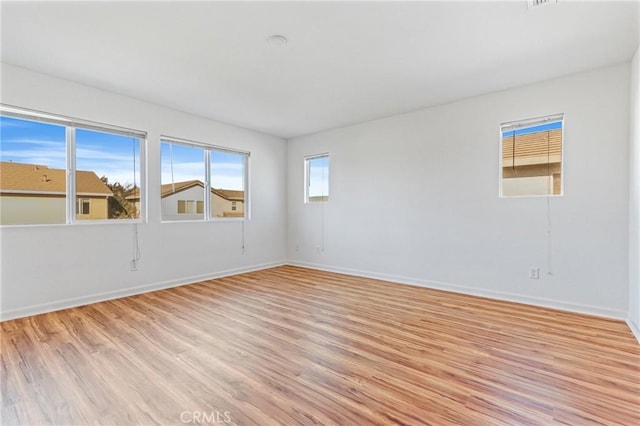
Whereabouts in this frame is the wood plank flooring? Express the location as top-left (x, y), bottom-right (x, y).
top-left (1, 265), bottom-right (639, 425)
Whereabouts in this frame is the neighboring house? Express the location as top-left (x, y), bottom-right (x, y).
top-left (126, 180), bottom-right (244, 220)
top-left (501, 128), bottom-right (562, 196)
top-left (0, 162), bottom-right (113, 225)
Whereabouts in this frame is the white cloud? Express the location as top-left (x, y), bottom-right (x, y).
top-left (3, 138), bottom-right (64, 146)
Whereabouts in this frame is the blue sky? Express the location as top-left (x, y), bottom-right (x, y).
top-left (502, 121), bottom-right (562, 138)
top-left (160, 141), bottom-right (245, 190)
top-left (1, 115), bottom-right (140, 187)
top-left (308, 156), bottom-right (329, 198)
top-left (1, 116), bottom-right (244, 190)
top-left (1, 115), bottom-right (66, 168)
top-left (76, 128), bottom-right (140, 187)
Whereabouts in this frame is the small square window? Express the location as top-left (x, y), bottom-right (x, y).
top-left (77, 198), bottom-right (90, 215)
top-left (177, 200), bottom-right (197, 214)
top-left (500, 114), bottom-right (563, 197)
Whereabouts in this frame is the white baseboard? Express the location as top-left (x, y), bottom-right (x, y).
top-left (3, 259), bottom-right (633, 330)
top-left (627, 319), bottom-right (640, 344)
top-left (0, 261), bottom-right (286, 322)
top-left (287, 261), bottom-right (628, 321)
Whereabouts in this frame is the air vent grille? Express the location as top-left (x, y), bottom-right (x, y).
top-left (528, 0), bottom-right (558, 9)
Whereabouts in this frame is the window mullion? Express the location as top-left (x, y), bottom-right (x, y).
top-left (204, 149), bottom-right (211, 220)
top-left (66, 126), bottom-right (76, 224)
top-left (244, 154), bottom-right (250, 220)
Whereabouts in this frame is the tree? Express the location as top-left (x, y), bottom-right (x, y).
top-left (100, 176), bottom-right (139, 219)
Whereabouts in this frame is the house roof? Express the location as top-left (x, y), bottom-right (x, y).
top-left (0, 162), bottom-right (113, 196)
top-left (127, 180), bottom-right (244, 202)
top-left (159, 180), bottom-right (202, 198)
top-left (214, 188), bottom-right (244, 202)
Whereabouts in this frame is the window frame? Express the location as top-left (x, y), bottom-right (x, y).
top-left (498, 113), bottom-right (565, 199)
top-left (160, 135), bottom-right (250, 222)
top-left (0, 104), bottom-right (147, 227)
top-left (304, 153), bottom-right (330, 204)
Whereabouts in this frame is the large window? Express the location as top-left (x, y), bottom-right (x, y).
top-left (161, 138), bottom-right (248, 221)
top-left (0, 106), bottom-right (145, 225)
top-left (305, 154), bottom-right (329, 203)
top-left (500, 114), bottom-right (563, 197)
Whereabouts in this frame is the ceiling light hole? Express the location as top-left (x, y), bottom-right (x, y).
top-left (267, 34), bottom-right (288, 47)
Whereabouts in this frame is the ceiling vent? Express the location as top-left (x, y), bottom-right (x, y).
top-left (528, 0), bottom-right (558, 9)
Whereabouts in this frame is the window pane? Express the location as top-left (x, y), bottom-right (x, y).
top-left (211, 150), bottom-right (246, 218)
top-left (161, 141), bottom-right (205, 221)
top-left (501, 119), bottom-right (562, 197)
top-left (306, 155), bottom-right (329, 203)
top-left (77, 198), bottom-right (91, 215)
top-left (75, 128), bottom-right (141, 220)
top-left (0, 115), bottom-right (67, 225)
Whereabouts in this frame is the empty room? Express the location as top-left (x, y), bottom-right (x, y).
top-left (1, 1), bottom-right (639, 425)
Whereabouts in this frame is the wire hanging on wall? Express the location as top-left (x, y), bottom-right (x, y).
top-left (241, 220), bottom-right (246, 254)
top-left (321, 157), bottom-right (326, 252)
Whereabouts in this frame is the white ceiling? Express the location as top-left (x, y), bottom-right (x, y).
top-left (1, 1), bottom-right (638, 138)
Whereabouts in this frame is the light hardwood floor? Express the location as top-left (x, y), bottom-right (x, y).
top-left (1, 266), bottom-right (639, 425)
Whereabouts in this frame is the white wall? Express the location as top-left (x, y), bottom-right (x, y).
top-left (1, 61), bottom-right (634, 324)
top-left (0, 63), bottom-right (288, 320)
top-left (629, 47), bottom-right (640, 341)
top-left (288, 64), bottom-right (631, 319)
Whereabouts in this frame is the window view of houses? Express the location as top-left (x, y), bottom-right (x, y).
top-left (1, 114), bottom-right (247, 225)
top-left (501, 118), bottom-right (563, 197)
top-left (0, 115), bottom-right (142, 225)
top-left (0, 160), bottom-right (141, 224)
top-left (0, 161), bottom-right (113, 224)
top-left (160, 141), bottom-right (246, 220)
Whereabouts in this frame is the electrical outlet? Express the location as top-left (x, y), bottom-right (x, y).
top-left (528, 267), bottom-right (540, 279)
top-left (130, 260), bottom-right (138, 271)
